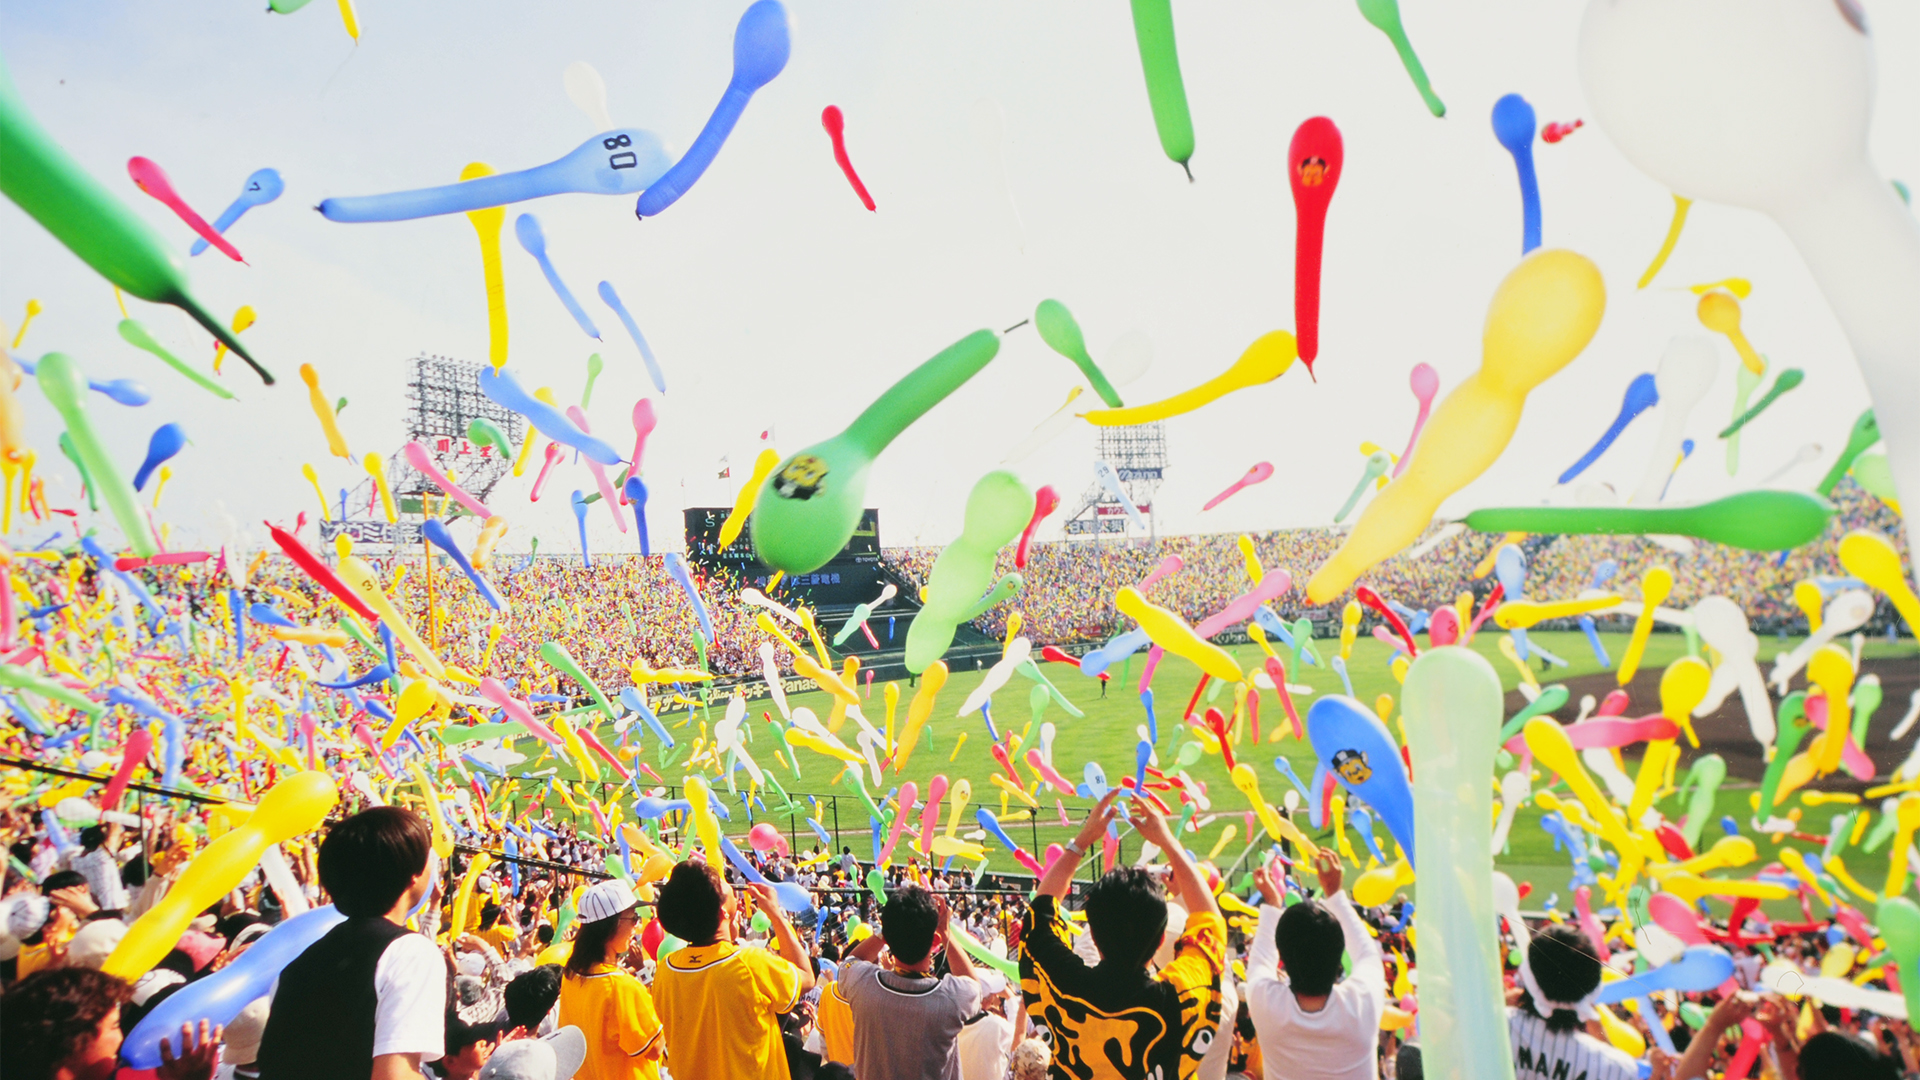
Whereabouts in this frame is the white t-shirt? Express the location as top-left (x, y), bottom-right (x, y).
top-left (1245, 893), bottom-right (1386, 1080)
top-left (372, 933), bottom-right (447, 1061)
top-left (72, 847), bottom-right (128, 912)
top-left (1507, 1009), bottom-right (1637, 1080)
top-left (955, 1010), bottom-right (1013, 1080)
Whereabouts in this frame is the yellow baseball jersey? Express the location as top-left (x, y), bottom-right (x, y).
top-left (558, 963), bottom-right (663, 1080)
top-left (653, 941), bottom-right (802, 1080)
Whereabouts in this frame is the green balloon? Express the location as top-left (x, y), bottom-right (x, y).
top-left (752, 329), bottom-right (1002, 573)
top-left (1497, 684), bottom-right (1569, 745)
top-left (38, 353), bottom-right (156, 557)
top-left (268, 0), bottom-right (318, 10)
top-left (468, 417), bottom-right (514, 459)
top-left (1851, 673), bottom-right (1884, 746)
top-left (335, 396), bottom-right (348, 414)
top-left (117, 319), bottom-right (234, 400)
top-left (0, 653), bottom-right (105, 715)
top-left (539, 641), bottom-right (619, 722)
top-left (1878, 897), bottom-right (1920, 1024)
top-left (1176, 742), bottom-right (1204, 768)
top-left (439, 722), bottom-right (523, 745)
top-left (1717, 368), bottom-right (1804, 438)
top-left (1678, 1002), bottom-right (1709, 1030)
top-left (1034, 299), bottom-right (1124, 407)
top-left (1817, 408), bottom-right (1878, 496)
top-left (1355, 0), bottom-right (1446, 117)
top-left (1016, 659), bottom-right (1083, 718)
top-left (657, 932), bottom-right (684, 960)
top-left (582, 353), bottom-right (604, 408)
top-left (960, 572), bottom-right (1024, 622)
top-left (56, 431), bottom-right (97, 511)
top-left (1756, 693), bottom-right (1809, 824)
top-left (904, 471), bottom-right (1034, 673)
top-left (1725, 360), bottom-right (1764, 475)
top-left (866, 868), bottom-right (887, 908)
top-left (0, 60), bottom-right (267, 382)
top-left (1677, 754), bottom-right (1725, 850)
top-left (749, 910), bottom-right (771, 934)
top-left (1463, 490), bottom-right (1835, 553)
top-left (1852, 452), bottom-right (1899, 506)
top-left (1127, 0), bottom-right (1195, 176)
top-left (1029, 683), bottom-right (1051, 726)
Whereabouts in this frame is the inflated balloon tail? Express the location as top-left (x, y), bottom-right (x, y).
top-left (1127, 0), bottom-right (1196, 179)
top-left (1636, 195), bottom-right (1692, 289)
top-left (1355, 0), bottom-right (1445, 117)
top-left (820, 106), bottom-right (876, 211)
top-left (1289, 117), bottom-right (1343, 372)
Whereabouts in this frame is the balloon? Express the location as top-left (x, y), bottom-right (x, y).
top-left (1465, 490), bottom-right (1833, 553)
top-left (664, 553), bottom-right (715, 643)
top-left (952, 923), bottom-right (1019, 979)
top-left (1035, 299), bottom-right (1123, 407)
top-left (0, 61), bottom-right (262, 378)
top-left (123, 905), bottom-right (346, 1068)
top-left (1125, 0), bottom-right (1195, 177)
top-left (101, 729), bottom-right (153, 811)
top-left (622, 476), bottom-right (651, 555)
top-left (1490, 94), bottom-right (1541, 254)
top-left (1771, 591), bottom-right (1875, 691)
top-left (1491, 595), bottom-right (1620, 631)
top-left (820, 106), bottom-right (875, 211)
top-left (37, 354), bottom-right (157, 556)
top-left (1879, 897), bottom-right (1920, 1023)
top-left (422, 520), bottom-right (505, 612)
top-left (1079, 627), bottom-right (1150, 678)
top-left (1581, 0), bottom-right (1920, 533)
top-left (1816, 410), bottom-right (1880, 497)
top-left (1594, 947), bottom-right (1735, 1005)
top-left (1839, 531), bottom-right (1920, 635)
top-left (117, 319), bottom-right (234, 399)
top-left (1092, 459), bottom-right (1148, 533)
top-left (1084, 330), bottom-right (1295, 426)
top-left (131, 422), bottom-right (185, 492)
top-left (903, 472), bottom-right (1032, 672)
top-left (1307, 696), bottom-right (1414, 865)
top-left (634, 0), bottom-right (790, 218)
top-left (563, 61), bottom-right (614, 130)
top-left (318, 129), bottom-right (670, 222)
top-left (1402, 647), bottom-right (1507, 1080)
top-left (629, 398), bottom-right (658, 475)
top-left (105, 772), bottom-right (337, 979)
top-left (514, 213), bottom-right (601, 340)
top-left (597, 281), bottom-right (666, 394)
top-left (1334, 451), bottom-right (1391, 523)
top-left (1202, 462), bottom-right (1273, 512)
top-left (1289, 117), bottom-right (1342, 371)
top-left (718, 449), bottom-right (781, 549)
top-left (753, 329), bottom-right (1002, 573)
top-left (1718, 367), bottom-right (1804, 438)
top-left (1690, 597), bottom-right (1773, 745)
top-left (1559, 372), bottom-right (1658, 484)
top-left (1355, 0), bottom-right (1445, 116)
top-left (403, 441), bottom-right (493, 519)
top-left (450, 163), bottom-right (513, 370)
top-left (1115, 586), bottom-right (1240, 682)
top-left (467, 417), bottom-right (514, 458)
top-left (477, 366), bottom-right (624, 465)
top-left (7, 353), bottom-right (148, 407)
top-left (1695, 292), bottom-right (1766, 376)
top-left (189, 167), bottom-right (282, 257)
top-left (1307, 250), bottom-right (1605, 603)
top-left (126, 156), bottom-right (242, 262)
top-left (1391, 364), bottom-right (1440, 479)
top-left (337, 555), bottom-right (445, 678)
top-left (891, 661), bottom-right (947, 773)
top-left (297, 364), bottom-right (352, 459)
top-left (268, 525), bottom-right (379, 621)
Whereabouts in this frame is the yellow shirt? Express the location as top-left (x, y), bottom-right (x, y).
top-left (558, 963), bottom-right (663, 1080)
top-left (478, 923), bottom-right (518, 954)
top-left (815, 978), bottom-right (856, 1066)
top-left (653, 942), bottom-right (802, 1080)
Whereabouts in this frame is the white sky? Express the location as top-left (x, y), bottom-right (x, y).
top-left (2, 1), bottom-right (1916, 558)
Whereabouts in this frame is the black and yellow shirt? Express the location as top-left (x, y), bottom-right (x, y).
top-left (1018, 895), bottom-right (1226, 1080)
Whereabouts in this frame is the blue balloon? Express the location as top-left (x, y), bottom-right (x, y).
top-left (477, 366), bottom-right (624, 465)
top-left (1140, 689), bottom-right (1157, 743)
top-left (1306, 696), bottom-right (1415, 867)
top-left (1577, 615), bottom-right (1610, 667)
top-left (245, 602), bottom-right (298, 629)
top-left (1559, 373), bottom-right (1658, 484)
top-left (423, 519), bottom-right (506, 611)
top-left (664, 553), bottom-right (715, 642)
top-left (806, 816), bottom-right (832, 846)
top-left (1591, 946), bottom-right (1735, 1005)
top-left (132, 422), bottom-right (186, 491)
top-left (514, 213), bottom-right (601, 340)
top-left (624, 476), bottom-right (650, 555)
top-left (1495, 545), bottom-right (1530, 660)
top-left (719, 835), bottom-right (814, 918)
top-left (633, 0), bottom-right (791, 219)
top-left (1491, 93), bottom-right (1540, 254)
top-left (976, 808), bottom-right (1023, 855)
top-left (1079, 627), bottom-right (1149, 677)
top-left (598, 281), bottom-right (666, 394)
top-left (190, 168), bottom-right (284, 256)
top-left (320, 130), bottom-right (671, 222)
top-left (17, 356), bottom-right (150, 406)
top-left (570, 490), bottom-right (592, 567)
top-left (618, 687), bottom-right (676, 748)
top-left (123, 905), bottom-right (348, 1067)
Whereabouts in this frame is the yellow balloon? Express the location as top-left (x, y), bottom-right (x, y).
top-left (1696, 291), bottom-right (1766, 376)
top-left (462, 163), bottom-right (509, 370)
top-left (406, 761), bottom-right (454, 859)
top-left (1808, 645), bottom-right (1857, 777)
top-left (300, 364), bottom-right (352, 460)
top-left (1839, 531), bottom-right (1920, 634)
top-left (1656, 872), bottom-right (1793, 904)
top-left (1352, 858), bottom-right (1413, 907)
top-left (930, 834), bottom-right (986, 860)
top-left (1615, 566), bottom-right (1674, 686)
top-left (337, 556), bottom-right (446, 678)
top-left (382, 679), bottom-right (441, 750)
top-left (1887, 794), bottom-right (1920, 898)
top-left (1659, 655), bottom-right (1712, 747)
top-left (451, 853), bottom-right (493, 937)
top-left (892, 660), bottom-right (947, 775)
top-left (105, 772), bottom-right (338, 978)
top-left (1083, 330), bottom-right (1296, 426)
top-left (1116, 586), bottom-right (1241, 681)
top-left (684, 775), bottom-right (722, 859)
top-left (1493, 594), bottom-right (1621, 630)
top-left (1594, 1003), bottom-right (1647, 1058)
top-left (718, 448), bottom-right (782, 548)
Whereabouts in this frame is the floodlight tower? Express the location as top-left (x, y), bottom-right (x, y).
top-left (1063, 422), bottom-right (1167, 542)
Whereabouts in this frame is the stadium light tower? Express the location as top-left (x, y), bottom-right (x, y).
top-left (1064, 422), bottom-right (1167, 542)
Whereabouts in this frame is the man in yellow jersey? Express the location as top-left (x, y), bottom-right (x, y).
top-left (651, 860), bottom-right (815, 1080)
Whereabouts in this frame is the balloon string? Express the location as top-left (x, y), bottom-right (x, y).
top-left (1002, 318), bottom-right (1029, 335)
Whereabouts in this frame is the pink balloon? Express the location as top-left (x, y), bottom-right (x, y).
top-left (1202, 462), bottom-right (1275, 511)
top-left (748, 823), bottom-right (783, 853)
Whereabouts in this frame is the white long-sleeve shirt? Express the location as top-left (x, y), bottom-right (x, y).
top-left (1245, 893), bottom-right (1386, 1080)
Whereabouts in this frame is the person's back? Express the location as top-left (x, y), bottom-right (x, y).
top-left (557, 881), bottom-right (660, 1080)
top-left (257, 807), bottom-right (446, 1080)
top-left (1505, 925), bottom-right (1636, 1080)
top-left (839, 884), bottom-right (981, 1080)
top-left (812, 977), bottom-right (857, 1067)
top-left (1244, 854), bottom-right (1384, 1080)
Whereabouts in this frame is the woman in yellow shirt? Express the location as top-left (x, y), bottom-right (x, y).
top-left (558, 880), bottom-right (663, 1080)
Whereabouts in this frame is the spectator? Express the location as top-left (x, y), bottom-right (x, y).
top-left (0, 966), bottom-right (221, 1080)
top-left (1508, 925), bottom-right (1637, 1080)
top-left (1245, 850), bottom-right (1385, 1080)
top-left (840, 884), bottom-right (982, 1079)
top-left (557, 881), bottom-right (661, 1080)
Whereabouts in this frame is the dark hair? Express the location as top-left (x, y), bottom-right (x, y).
top-left (0, 968), bottom-right (134, 1079)
top-left (504, 966), bottom-right (562, 1031)
top-left (1395, 1042), bottom-right (1424, 1080)
top-left (536, 923), bottom-right (555, 945)
top-left (445, 1016), bottom-right (504, 1055)
top-left (121, 855), bottom-right (151, 888)
top-left (317, 807), bottom-right (433, 918)
top-left (40, 870), bottom-right (86, 894)
top-left (565, 906), bottom-right (632, 977)
top-left (79, 826), bottom-right (108, 852)
top-left (1082, 868), bottom-right (1166, 971)
top-left (658, 861), bottom-right (725, 945)
top-left (480, 902), bottom-right (502, 929)
top-left (1276, 900), bottom-right (1344, 996)
top-left (879, 885), bottom-right (940, 965)
top-left (1527, 925), bottom-right (1602, 1033)
top-left (1800, 1031), bottom-right (1899, 1080)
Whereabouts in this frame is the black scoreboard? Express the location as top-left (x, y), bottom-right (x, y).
top-left (682, 507), bottom-right (886, 609)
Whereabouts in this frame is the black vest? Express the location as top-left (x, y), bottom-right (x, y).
top-left (256, 916), bottom-right (420, 1080)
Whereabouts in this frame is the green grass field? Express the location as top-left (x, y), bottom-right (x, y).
top-left (547, 630), bottom-right (1917, 916)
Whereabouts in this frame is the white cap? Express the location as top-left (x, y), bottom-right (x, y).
top-left (478, 1026), bottom-right (587, 1080)
top-left (577, 880), bottom-right (637, 925)
top-left (976, 970), bottom-right (1009, 996)
top-left (65, 918), bottom-right (127, 970)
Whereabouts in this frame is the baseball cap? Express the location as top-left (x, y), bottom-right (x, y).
top-left (577, 880), bottom-right (637, 925)
top-left (222, 997), bottom-right (273, 1067)
top-left (478, 1026), bottom-right (587, 1080)
top-left (5, 894), bottom-right (49, 942)
top-left (65, 918), bottom-right (127, 969)
top-left (976, 969), bottom-right (1008, 996)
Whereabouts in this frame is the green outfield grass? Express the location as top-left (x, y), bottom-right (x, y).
top-left (535, 630), bottom-right (1917, 917)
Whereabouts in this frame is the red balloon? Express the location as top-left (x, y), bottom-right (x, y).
top-left (640, 917), bottom-right (664, 959)
top-left (1287, 117), bottom-right (1343, 375)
